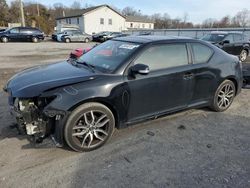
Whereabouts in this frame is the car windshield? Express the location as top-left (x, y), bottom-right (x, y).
top-left (77, 40), bottom-right (141, 73)
top-left (201, 34), bottom-right (226, 42)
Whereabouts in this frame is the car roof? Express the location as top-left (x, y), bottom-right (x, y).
top-left (210, 31), bottom-right (243, 35)
top-left (113, 35), bottom-right (194, 44)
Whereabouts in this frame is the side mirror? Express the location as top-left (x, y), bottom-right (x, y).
top-left (130, 64), bottom-right (150, 75)
top-left (223, 40), bottom-right (230, 44)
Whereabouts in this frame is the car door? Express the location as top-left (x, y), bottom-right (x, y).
top-left (67, 31), bottom-right (77, 42)
top-left (19, 28), bottom-right (32, 41)
top-left (222, 34), bottom-right (235, 54)
top-left (126, 42), bottom-right (193, 122)
top-left (188, 42), bottom-right (217, 104)
top-left (77, 32), bottom-right (86, 42)
top-left (233, 34), bottom-right (244, 55)
top-left (8, 28), bottom-right (20, 41)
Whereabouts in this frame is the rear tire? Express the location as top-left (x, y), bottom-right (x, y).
top-left (210, 80), bottom-right (236, 112)
top-left (240, 49), bottom-right (248, 62)
top-left (64, 102), bottom-right (115, 152)
top-left (85, 38), bottom-right (90, 43)
top-left (32, 37), bottom-right (38, 43)
top-left (1, 37), bottom-right (8, 43)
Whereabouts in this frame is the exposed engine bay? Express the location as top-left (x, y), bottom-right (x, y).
top-left (12, 97), bottom-right (54, 143)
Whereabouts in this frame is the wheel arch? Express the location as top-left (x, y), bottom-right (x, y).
top-left (224, 76), bottom-right (238, 93)
top-left (68, 98), bottom-right (120, 128)
top-left (1, 35), bottom-right (9, 40)
top-left (243, 48), bottom-right (249, 55)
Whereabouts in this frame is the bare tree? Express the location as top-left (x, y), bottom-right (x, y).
top-left (183, 12), bottom-right (189, 24)
top-left (202, 18), bottom-right (216, 28)
top-left (233, 9), bottom-right (250, 27)
top-left (0, 0), bottom-right (8, 26)
top-left (217, 16), bottom-right (231, 27)
top-left (122, 6), bottom-right (141, 16)
top-left (71, 1), bottom-right (82, 10)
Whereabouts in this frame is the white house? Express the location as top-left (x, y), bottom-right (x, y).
top-left (125, 15), bottom-right (155, 30)
top-left (56, 5), bottom-right (126, 34)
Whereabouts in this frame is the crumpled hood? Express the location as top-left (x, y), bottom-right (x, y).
top-left (5, 61), bottom-right (96, 97)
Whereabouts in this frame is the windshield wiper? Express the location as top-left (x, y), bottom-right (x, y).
top-left (75, 61), bottom-right (96, 73)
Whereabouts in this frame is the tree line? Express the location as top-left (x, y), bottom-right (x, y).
top-left (0, 0), bottom-right (250, 34)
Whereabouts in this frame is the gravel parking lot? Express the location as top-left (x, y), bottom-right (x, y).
top-left (0, 42), bottom-right (250, 188)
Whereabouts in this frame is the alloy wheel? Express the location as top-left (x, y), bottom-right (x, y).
top-left (32, 37), bottom-right (38, 43)
top-left (217, 83), bottom-right (235, 109)
top-left (2, 37), bottom-right (8, 43)
top-left (85, 38), bottom-right (90, 43)
top-left (65, 38), bottom-right (70, 43)
top-left (240, 50), bottom-right (248, 62)
top-left (72, 110), bottom-right (111, 149)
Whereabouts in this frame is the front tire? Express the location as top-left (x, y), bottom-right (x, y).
top-left (32, 37), bottom-right (38, 43)
top-left (64, 102), bottom-right (115, 152)
top-left (210, 80), bottom-right (236, 112)
top-left (65, 38), bottom-right (71, 43)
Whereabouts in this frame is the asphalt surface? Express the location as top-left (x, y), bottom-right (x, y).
top-left (0, 42), bottom-right (250, 188)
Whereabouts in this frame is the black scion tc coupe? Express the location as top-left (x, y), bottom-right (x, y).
top-left (4, 36), bottom-right (243, 152)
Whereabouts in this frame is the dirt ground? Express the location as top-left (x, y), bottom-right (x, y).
top-left (0, 42), bottom-right (250, 188)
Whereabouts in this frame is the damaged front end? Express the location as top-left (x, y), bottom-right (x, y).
top-left (10, 97), bottom-right (57, 143)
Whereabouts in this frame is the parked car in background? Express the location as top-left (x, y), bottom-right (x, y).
top-left (201, 31), bottom-right (250, 62)
top-left (92, 32), bottom-right (129, 42)
top-left (68, 47), bottom-right (93, 60)
top-left (52, 32), bottom-right (59, 41)
top-left (92, 31), bottom-right (111, 42)
top-left (105, 32), bottom-right (130, 41)
top-left (61, 31), bottom-right (92, 43)
top-left (52, 28), bottom-right (80, 41)
top-left (4, 36), bottom-right (242, 152)
top-left (243, 64), bottom-right (250, 88)
top-left (0, 28), bottom-right (6, 32)
top-left (0, 27), bottom-right (44, 43)
top-left (56, 30), bottom-right (81, 42)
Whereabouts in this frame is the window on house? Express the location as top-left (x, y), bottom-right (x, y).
top-left (142, 24), bottom-right (145, 28)
top-left (100, 18), bottom-right (104, 25)
top-left (59, 20), bottom-right (61, 24)
top-left (77, 18), bottom-right (80, 25)
top-left (108, 19), bottom-right (112, 25)
top-left (149, 24), bottom-right (151, 29)
top-left (69, 18), bottom-right (71, 24)
top-left (130, 23), bottom-right (133, 28)
top-left (66, 19), bottom-right (68, 24)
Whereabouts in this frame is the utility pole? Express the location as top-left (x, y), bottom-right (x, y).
top-left (20, 0), bottom-right (25, 26)
top-left (37, 1), bottom-right (40, 16)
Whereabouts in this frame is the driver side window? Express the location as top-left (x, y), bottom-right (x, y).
top-left (224, 34), bottom-right (233, 43)
top-left (134, 44), bottom-right (188, 71)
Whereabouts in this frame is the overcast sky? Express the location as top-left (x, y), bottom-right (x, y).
top-left (7, 0), bottom-right (250, 24)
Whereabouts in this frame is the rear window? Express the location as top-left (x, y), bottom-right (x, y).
top-left (191, 43), bottom-right (213, 64)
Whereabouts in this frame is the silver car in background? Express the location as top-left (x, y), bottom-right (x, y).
top-left (61, 30), bottom-right (92, 43)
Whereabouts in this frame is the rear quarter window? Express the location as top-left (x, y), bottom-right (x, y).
top-left (191, 43), bottom-right (213, 64)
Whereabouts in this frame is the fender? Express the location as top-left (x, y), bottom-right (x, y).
top-left (43, 75), bottom-right (129, 125)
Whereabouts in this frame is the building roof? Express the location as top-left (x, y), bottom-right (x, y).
top-left (56, 5), bottom-right (125, 20)
top-left (125, 15), bottom-right (154, 23)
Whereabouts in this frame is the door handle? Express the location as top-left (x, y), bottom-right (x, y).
top-left (183, 73), bottom-right (194, 80)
